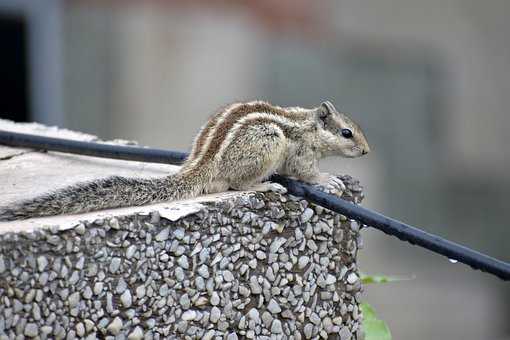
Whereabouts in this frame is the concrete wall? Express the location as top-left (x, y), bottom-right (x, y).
top-left (0, 121), bottom-right (365, 339)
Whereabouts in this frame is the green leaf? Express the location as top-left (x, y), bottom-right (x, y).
top-left (360, 273), bottom-right (414, 285)
top-left (361, 303), bottom-right (392, 340)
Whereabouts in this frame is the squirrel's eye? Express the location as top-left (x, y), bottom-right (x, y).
top-left (341, 129), bottom-right (353, 139)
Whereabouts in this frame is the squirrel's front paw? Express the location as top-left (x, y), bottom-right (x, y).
top-left (314, 173), bottom-right (346, 196)
top-left (249, 182), bottom-right (288, 194)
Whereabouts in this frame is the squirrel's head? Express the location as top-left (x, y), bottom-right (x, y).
top-left (315, 101), bottom-right (370, 158)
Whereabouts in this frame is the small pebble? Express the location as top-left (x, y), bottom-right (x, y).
top-left (128, 326), bottom-right (144, 340)
top-left (120, 290), bottom-right (132, 308)
top-left (267, 299), bottom-right (282, 314)
top-left (107, 317), bottom-right (123, 335)
top-left (24, 323), bottom-right (38, 337)
top-left (210, 307), bottom-right (221, 323)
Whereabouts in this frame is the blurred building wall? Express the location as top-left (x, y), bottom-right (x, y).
top-left (5, 0), bottom-right (509, 339)
top-left (335, 0), bottom-right (510, 180)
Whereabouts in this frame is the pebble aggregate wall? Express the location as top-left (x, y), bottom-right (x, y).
top-left (0, 175), bottom-right (365, 340)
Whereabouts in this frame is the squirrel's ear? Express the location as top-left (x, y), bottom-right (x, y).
top-left (319, 101), bottom-right (337, 119)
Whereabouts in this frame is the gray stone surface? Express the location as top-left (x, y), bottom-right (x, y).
top-left (0, 121), bottom-right (366, 339)
top-left (0, 119), bottom-right (180, 233)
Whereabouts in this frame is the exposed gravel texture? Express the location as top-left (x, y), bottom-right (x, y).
top-left (0, 175), bottom-right (364, 339)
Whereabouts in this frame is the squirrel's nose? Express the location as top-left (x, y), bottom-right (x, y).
top-left (362, 146), bottom-right (370, 155)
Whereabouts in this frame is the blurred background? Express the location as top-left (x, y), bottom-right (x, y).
top-left (1, 0), bottom-right (509, 339)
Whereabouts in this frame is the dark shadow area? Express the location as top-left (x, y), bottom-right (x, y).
top-left (0, 13), bottom-right (29, 122)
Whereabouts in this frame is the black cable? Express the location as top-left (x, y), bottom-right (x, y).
top-left (0, 130), bottom-right (188, 164)
top-left (272, 175), bottom-right (510, 281)
top-left (1, 129), bottom-right (509, 281)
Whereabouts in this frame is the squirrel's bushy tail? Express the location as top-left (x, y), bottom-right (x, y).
top-left (0, 171), bottom-right (205, 221)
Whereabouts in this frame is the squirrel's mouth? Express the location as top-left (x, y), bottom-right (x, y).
top-left (345, 146), bottom-right (364, 158)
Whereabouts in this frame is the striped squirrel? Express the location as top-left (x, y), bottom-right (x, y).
top-left (0, 101), bottom-right (370, 221)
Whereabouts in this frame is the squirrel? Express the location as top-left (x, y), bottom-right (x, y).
top-left (0, 101), bottom-right (370, 221)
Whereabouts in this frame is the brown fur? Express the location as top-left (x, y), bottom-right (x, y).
top-left (188, 104), bottom-right (230, 162)
top-left (197, 102), bottom-right (301, 164)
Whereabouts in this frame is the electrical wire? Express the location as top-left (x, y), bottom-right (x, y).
top-left (1, 129), bottom-right (509, 281)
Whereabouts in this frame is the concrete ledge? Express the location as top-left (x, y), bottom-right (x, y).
top-left (0, 121), bottom-right (365, 339)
